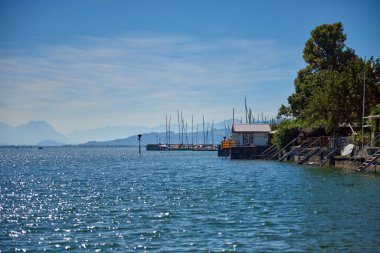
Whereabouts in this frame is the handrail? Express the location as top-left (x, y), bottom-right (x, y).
top-left (296, 136), bottom-right (331, 164)
top-left (268, 137), bottom-right (299, 160)
top-left (368, 133), bottom-right (380, 147)
top-left (279, 146), bottom-right (299, 161)
top-left (357, 148), bottom-right (380, 172)
top-left (319, 148), bottom-right (339, 166)
top-left (261, 145), bottom-right (277, 158)
top-left (298, 147), bottom-right (320, 164)
top-left (338, 133), bottom-right (380, 171)
top-left (298, 136), bottom-right (323, 155)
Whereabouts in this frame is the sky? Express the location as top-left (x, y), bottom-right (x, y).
top-left (0, 0), bottom-right (379, 134)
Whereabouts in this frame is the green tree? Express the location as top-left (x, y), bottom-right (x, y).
top-left (278, 22), bottom-right (380, 133)
top-left (272, 119), bottom-right (301, 148)
top-left (303, 22), bottom-right (355, 71)
top-left (283, 22), bottom-right (356, 119)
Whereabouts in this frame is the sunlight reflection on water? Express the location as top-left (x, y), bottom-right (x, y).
top-left (0, 147), bottom-right (379, 252)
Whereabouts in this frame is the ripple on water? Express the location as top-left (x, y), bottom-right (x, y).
top-left (0, 147), bottom-right (379, 252)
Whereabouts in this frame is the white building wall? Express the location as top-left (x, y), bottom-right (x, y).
top-left (253, 132), bottom-right (268, 146)
top-left (232, 132), bottom-right (268, 146)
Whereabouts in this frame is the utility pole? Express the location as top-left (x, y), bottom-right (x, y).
top-left (361, 57), bottom-right (366, 153)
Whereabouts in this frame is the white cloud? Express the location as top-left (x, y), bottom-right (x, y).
top-left (0, 34), bottom-right (300, 133)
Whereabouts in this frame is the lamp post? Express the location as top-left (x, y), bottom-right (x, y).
top-left (138, 134), bottom-right (142, 155)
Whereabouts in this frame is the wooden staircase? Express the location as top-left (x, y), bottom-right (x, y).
top-left (297, 136), bottom-right (328, 164)
top-left (298, 147), bottom-right (321, 164)
top-left (356, 148), bottom-right (380, 172)
top-left (279, 147), bottom-right (298, 161)
top-left (319, 148), bottom-right (339, 166)
top-left (260, 145), bottom-right (278, 159)
top-left (267, 137), bottom-right (299, 160)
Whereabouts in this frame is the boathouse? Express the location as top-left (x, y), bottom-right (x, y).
top-left (232, 124), bottom-right (271, 146)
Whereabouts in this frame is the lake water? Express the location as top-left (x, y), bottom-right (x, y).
top-left (0, 147), bottom-right (379, 252)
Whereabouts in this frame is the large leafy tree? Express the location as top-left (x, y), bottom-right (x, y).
top-left (278, 22), bottom-right (380, 133)
top-left (303, 22), bottom-right (355, 71)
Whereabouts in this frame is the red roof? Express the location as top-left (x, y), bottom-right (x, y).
top-left (232, 124), bottom-right (271, 133)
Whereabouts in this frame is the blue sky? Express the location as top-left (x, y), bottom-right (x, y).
top-left (0, 0), bottom-right (379, 134)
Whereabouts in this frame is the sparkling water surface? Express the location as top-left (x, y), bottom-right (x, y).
top-left (1, 147), bottom-right (379, 252)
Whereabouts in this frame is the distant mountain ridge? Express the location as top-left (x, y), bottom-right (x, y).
top-left (0, 121), bottom-right (71, 146)
top-left (67, 125), bottom-right (166, 143)
top-left (0, 120), bottom-right (234, 146)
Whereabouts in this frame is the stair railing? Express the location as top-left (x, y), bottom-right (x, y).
top-left (297, 136), bottom-right (322, 156)
top-left (268, 137), bottom-right (300, 160)
top-left (261, 145), bottom-right (277, 159)
top-left (338, 133), bottom-right (380, 171)
top-left (319, 148), bottom-right (339, 166)
top-left (297, 136), bottom-right (332, 165)
top-left (298, 147), bottom-right (319, 164)
top-left (357, 148), bottom-right (380, 172)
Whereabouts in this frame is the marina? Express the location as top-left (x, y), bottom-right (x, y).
top-left (146, 143), bottom-right (219, 151)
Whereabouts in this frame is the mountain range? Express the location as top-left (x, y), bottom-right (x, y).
top-left (67, 125), bottom-right (167, 143)
top-left (0, 121), bottom-right (71, 146)
top-left (0, 120), bottom-right (233, 146)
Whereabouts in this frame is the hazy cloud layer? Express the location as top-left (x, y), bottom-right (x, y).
top-left (0, 34), bottom-right (301, 133)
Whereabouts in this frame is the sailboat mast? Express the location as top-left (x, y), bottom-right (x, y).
top-left (232, 108), bottom-right (235, 126)
top-left (206, 124), bottom-right (209, 145)
top-left (185, 123), bottom-right (188, 145)
top-left (181, 112), bottom-right (185, 145)
top-left (245, 96), bottom-right (248, 123)
top-left (211, 120), bottom-right (214, 145)
top-left (196, 124), bottom-right (199, 144)
top-left (191, 115), bottom-right (194, 147)
top-left (168, 115), bottom-right (171, 147)
top-left (177, 110), bottom-right (180, 145)
top-left (202, 116), bottom-right (205, 145)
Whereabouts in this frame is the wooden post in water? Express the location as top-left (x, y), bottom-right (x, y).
top-left (138, 134), bottom-right (142, 155)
